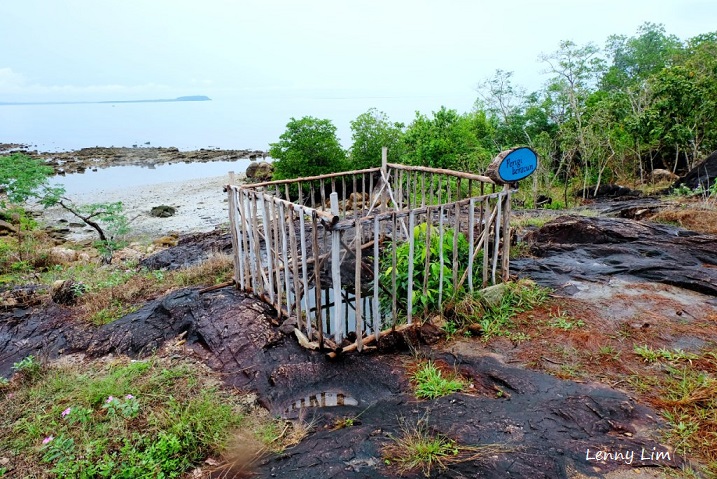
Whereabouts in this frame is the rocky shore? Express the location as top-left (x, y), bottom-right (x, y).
top-left (0, 143), bottom-right (266, 175)
top-left (1, 144), bottom-right (267, 241)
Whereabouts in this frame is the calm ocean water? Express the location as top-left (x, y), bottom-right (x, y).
top-left (0, 92), bottom-right (471, 153)
top-left (1, 92), bottom-right (472, 192)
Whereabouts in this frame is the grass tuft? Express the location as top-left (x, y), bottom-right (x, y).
top-left (411, 361), bottom-right (464, 400)
top-left (382, 416), bottom-right (510, 477)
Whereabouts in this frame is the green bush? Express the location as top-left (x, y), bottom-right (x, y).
top-left (269, 116), bottom-right (348, 179)
top-left (381, 223), bottom-right (478, 314)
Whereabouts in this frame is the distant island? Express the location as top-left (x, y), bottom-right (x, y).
top-left (0, 96), bottom-right (212, 106)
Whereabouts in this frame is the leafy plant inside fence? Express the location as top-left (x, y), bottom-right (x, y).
top-left (380, 223), bottom-right (480, 315)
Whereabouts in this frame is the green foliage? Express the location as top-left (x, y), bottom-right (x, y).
top-left (399, 107), bottom-right (493, 171)
top-left (12, 355), bottom-right (42, 382)
top-left (0, 153), bottom-right (54, 208)
top-left (466, 281), bottom-right (550, 339)
top-left (633, 345), bottom-right (699, 363)
top-left (381, 223), bottom-right (476, 315)
top-left (349, 108), bottom-right (404, 169)
top-left (548, 310), bottom-right (584, 330)
top-left (269, 116), bottom-right (348, 179)
top-left (0, 357), bottom-right (253, 477)
top-left (412, 361), bottom-right (464, 400)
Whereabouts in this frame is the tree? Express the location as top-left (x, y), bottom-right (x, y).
top-left (0, 153), bottom-right (54, 208)
top-left (0, 153), bottom-right (56, 262)
top-left (399, 107), bottom-right (492, 172)
top-left (0, 152), bottom-right (131, 263)
top-left (349, 108), bottom-right (404, 169)
top-left (602, 23), bottom-right (681, 90)
top-left (269, 116), bottom-right (348, 179)
top-left (539, 40), bottom-right (604, 199)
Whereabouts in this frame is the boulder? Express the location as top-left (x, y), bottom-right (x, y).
top-left (150, 205), bottom-right (176, 218)
top-left (650, 169), bottom-right (679, 183)
top-left (0, 219), bottom-right (16, 236)
top-left (245, 161), bottom-right (274, 182)
top-left (51, 279), bottom-right (87, 306)
top-left (49, 246), bottom-right (79, 264)
top-left (676, 150), bottom-right (717, 191)
top-left (478, 283), bottom-right (508, 308)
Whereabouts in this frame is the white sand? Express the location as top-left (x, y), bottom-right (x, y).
top-left (39, 173), bottom-right (243, 241)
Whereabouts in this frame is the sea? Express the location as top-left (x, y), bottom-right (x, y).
top-left (0, 92), bottom-right (472, 192)
top-left (0, 92), bottom-right (472, 152)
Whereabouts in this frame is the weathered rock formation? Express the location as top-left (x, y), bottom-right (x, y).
top-left (676, 150), bottom-right (717, 191)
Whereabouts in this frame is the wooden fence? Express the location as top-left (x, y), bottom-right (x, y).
top-left (227, 149), bottom-right (514, 352)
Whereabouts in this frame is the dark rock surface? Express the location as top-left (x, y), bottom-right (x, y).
top-left (139, 229), bottom-right (232, 270)
top-left (513, 215), bottom-right (717, 295)
top-left (676, 149), bottom-right (717, 190)
top-left (1, 285), bottom-right (677, 478)
top-left (578, 184), bottom-right (642, 199)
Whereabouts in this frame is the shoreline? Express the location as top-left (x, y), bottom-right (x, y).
top-left (39, 172), bottom-right (246, 242)
top-left (1, 144), bottom-right (267, 175)
top-left (1, 144), bottom-right (261, 242)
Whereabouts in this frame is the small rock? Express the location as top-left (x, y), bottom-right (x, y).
top-left (51, 279), bottom-right (87, 306)
top-left (49, 246), bottom-right (78, 264)
top-left (479, 283), bottom-right (508, 309)
top-left (418, 321), bottom-right (445, 344)
top-left (650, 169), bottom-right (679, 183)
top-left (279, 317), bottom-right (298, 335)
top-left (150, 205), bottom-right (176, 218)
top-left (0, 219), bottom-right (16, 235)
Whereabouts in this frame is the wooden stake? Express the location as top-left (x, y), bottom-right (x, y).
top-left (501, 186), bottom-right (512, 282)
top-left (261, 194), bottom-right (275, 305)
top-left (468, 198), bottom-right (475, 292)
top-left (299, 208), bottom-right (311, 336)
top-left (278, 202), bottom-right (292, 316)
top-left (492, 193), bottom-right (503, 285)
top-left (355, 221), bottom-right (363, 352)
top-left (407, 210), bottom-right (415, 325)
top-left (373, 215), bottom-right (380, 340)
top-left (288, 207), bottom-right (301, 316)
top-left (312, 213), bottom-right (323, 349)
top-left (330, 192), bottom-right (342, 343)
top-left (271, 199), bottom-right (283, 314)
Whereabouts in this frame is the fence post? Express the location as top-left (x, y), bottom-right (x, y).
top-left (501, 185), bottom-right (512, 282)
top-left (407, 210), bottom-right (415, 325)
top-left (380, 147), bottom-right (388, 214)
top-left (261, 195), bottom-right (275, 305)
top-left (227, 173), bottom-right (244, 289)
top-left (330, 192), bottom-right (342, 343)
top-left (373, 215), bottom-right (380, 340)
top-left (355, 220), bottom-right (363, 351)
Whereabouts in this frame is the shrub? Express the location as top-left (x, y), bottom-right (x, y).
top-left (381, 223), bottom-right (478, 315)
top-left (269, 116), bottom-right (348, 180)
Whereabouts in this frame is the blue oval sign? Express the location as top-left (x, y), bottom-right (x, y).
top-left (497, 147), bottom-right (538, 182)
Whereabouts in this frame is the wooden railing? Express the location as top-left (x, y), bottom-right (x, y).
top-left (227, 150), bottom-right (513, 352)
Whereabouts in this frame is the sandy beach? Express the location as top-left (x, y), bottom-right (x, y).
top-left (39, 172), bottom-right (245, 241)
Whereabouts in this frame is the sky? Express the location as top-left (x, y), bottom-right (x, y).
top-left (1, 0), bottom-right (716, 120)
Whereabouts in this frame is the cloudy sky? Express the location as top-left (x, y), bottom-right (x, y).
top-left (1, 0), bottom-right (715, 106)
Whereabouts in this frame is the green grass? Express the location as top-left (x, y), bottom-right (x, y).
top-left (0, 355), bottom-right (280, 477)
top-left (548, 310), bottom-right (584, 330)
top-left (453, 280), bottom-right (550, 340)
top-left (383, 416), bottom-right (510, 477)
top-left (411, 361), bottom-right (464, 400)
top-left (633, 345), bottom-right (699, 364)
